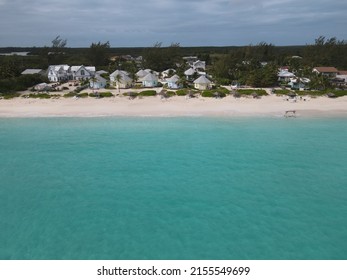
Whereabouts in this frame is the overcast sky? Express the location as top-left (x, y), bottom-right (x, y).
top-left (0, 0), bottom-right (346, 47)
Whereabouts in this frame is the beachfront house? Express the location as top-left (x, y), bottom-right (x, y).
top-left (312, 67), bottom-right (338, 77)
top-left (110, 70), bottom-right (133, 89)
top-left (288, 77), bottom-right (310, 90)
top-left (193, 75), bottom-right (212, 90)
top-left (278, 70), bottom-right (296, 83)
top-left (71, 66), bottom-right (95, 80)
top-left (337, 71), bottom-right (347, 83)
top-left (136, 69), bottom-right (149, 80)
top-left (183, 56), bottom-right (206, 70)
top-left (166, 74), bottom-right (181, 89)
top-left (184, 68), bottom-right (196, 81)
top-left (141, 73), bottom-right (158, 87)
top-left (161, 69), bottom-right (176, 79)
top-left (192, 60), bottom-right (206, 71)
top-left (90, 75), bottom-right (107, 89)
top-left (47, 65), bottom-right (71, 82)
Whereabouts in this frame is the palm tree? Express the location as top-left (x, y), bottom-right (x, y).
top-left (177, 75), bottom-right (186, 89)
top-left (115, 73), bottom-right (122, 93)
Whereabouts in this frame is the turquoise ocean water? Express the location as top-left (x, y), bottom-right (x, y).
top-left (0, 117), bottom-right (346, 260)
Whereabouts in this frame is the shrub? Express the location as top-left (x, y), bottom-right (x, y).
top-left (139, 90), bottom-right (157, 96)
top-left (99, 92), bottom-right (113, 98)
top-left (64, 92), bottom-right (77, 98)
top-left (28, 93), bottom-right (54, 99)
top-left (166, 91), bottom-right (176, 96)
top-left (274, 89), bottom-right (290, 95)
top-left (1, 93), bottom-right (21, 99)
top-left (237, 89), bottom-right (267, 96)
top-left (332, 90), bottom-right (347, 97)
top-left (176, 89), bottom-right (189, 96)
top-left (124, 92), bottom-right (138, 98)
top-left (77, 93), bottom-right (89, 98)
top-left (217, 87), bottom-right (230, 94)
top-left (201, 90), bottom-right (226, 98)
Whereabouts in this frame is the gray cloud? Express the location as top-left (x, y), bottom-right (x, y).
top-left (0, 0), bottom-right (346, 46)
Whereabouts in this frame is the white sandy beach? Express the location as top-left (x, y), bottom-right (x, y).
top-left (1, 93), bottom-right (347, 118)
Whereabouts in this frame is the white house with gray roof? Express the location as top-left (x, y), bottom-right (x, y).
top-left (142, 73), bottom-right (158, 87)
top-left (136, 69), bottom-right (150, 80)
top-left (47, 65), bottom-right (71, 82)
top-left (193, 75), bottom-right (212, 90)
top-left (90, 75), bottom-right (107, 89)
top-left (110, 70), bottom-right (133, 88)
top-left (166, 74), bottom-right (181, 89)
top-left (70, 66), bottom-right (95, 80)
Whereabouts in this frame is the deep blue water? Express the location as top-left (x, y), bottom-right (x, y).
top-left (0, 117), bottom-right (346, 260)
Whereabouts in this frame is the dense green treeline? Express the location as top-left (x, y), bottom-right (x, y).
top-left (1, 36), bottom-right (347, 92)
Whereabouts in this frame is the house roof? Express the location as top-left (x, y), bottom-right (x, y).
top-left (71, 65), bottom-right (95, 73)
top-left (184, 68), bottom-right (196, 75)
top-left (142, 73), bottom-right (158, 82)
top-left (110, 70), bottom-right (129, 77)
top-left (96, 70), bottom-right (108, 75)
top-left (313, 67), bottom-right (338, 73)
top-left (162, 68), bottom-right (176, 74)
top-left (110, 70), bottom-right (132, 82)
top-left (166, 74), bottom-right (180, 83)
top-left (338, 70), bottom-right (347, 75)
top-left (85, 66), bottom-right (96, 72)
top-left (49, 65), bottom-right (69, 72)
top-left (21, 69), bottom-right (43, 75)
top-left (278, 70), bottom-right (295, 77)
top-left (94, 75), bottom-right (107, 83)
top-left (145, 69), bottom-right (159, 76)
top-left (193, 60), bottom-right (206, 68)
top-left (194, 75), bottom-right (211, 84)
top-left (136, 69), bottom-right (149, 78)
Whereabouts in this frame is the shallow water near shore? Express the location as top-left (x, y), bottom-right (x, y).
top-left (0, 117), bottom-right (346, 260)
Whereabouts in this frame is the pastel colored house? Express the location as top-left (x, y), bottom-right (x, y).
top-left (193, 75), bottom-right (212, 90)
top-left (142, 73), bottom-right (158, 87)
top-left (110, 70), bottom-right (133, 89)
top-left (90, 75), bottom-right (107, 89)
top-left (136, 69), bottom-right (150, 80)
top-left (166, 74), bottom-right (181, 89)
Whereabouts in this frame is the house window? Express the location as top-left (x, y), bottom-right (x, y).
top-left (81, 70), bottom-right (85, 76)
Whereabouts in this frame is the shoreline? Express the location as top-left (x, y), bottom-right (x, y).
top-left (1, 95), bottom-right (347, 118)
